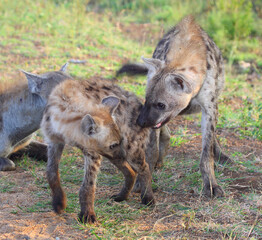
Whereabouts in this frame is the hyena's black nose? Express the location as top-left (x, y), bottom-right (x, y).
top-left (136, 114), bottom-right (146, 127)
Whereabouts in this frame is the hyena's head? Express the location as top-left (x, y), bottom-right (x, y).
top-left (137, 57), bottom-right (193, 129)
top-left (81, 96), bottom-right (126, 160)
top-left (21, 63), bottom-right (71, 102)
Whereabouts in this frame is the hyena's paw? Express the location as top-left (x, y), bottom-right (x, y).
top-left (0, 158), bottom-right (16, 171)
top-left (202, 184), bottom-right (225, 198)
top-left (110, 194), bottom-right (128, 202)
top-left (52, 190), bottom-right (67, 214)
top-left (141, 194), bottom-right (155, 206)
top-left (78, 211), bottom-right (97, 224)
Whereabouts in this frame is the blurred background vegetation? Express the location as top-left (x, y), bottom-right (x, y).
top-left (87, 0), bottom-right (262, 64)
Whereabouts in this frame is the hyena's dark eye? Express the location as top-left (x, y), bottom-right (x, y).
top-left (156, 102), bottom-right (166, 110)
top-left (109, 143), bottom-right (119, 149)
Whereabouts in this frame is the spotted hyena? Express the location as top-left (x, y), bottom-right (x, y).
top-left (41, 77), bottom-right (169, 223)
top-left (0, 64), bottom-right (70, 171)
top-left (117, 16), bottom-right (232, 198)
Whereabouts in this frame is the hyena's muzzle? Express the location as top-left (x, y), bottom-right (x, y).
top-left (137, 102), bottom-right (171, 129)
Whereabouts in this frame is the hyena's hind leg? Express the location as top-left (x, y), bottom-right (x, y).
top-left (46, 142), bottom-right (66, 214)
top-left (78, 152), bottom-right (101, 224)
top-left (109, 159), bottom-right (136, 201)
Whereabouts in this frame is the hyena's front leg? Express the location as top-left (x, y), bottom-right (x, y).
top-left (200, 107), bottom-right (225, 198)
top-left (133, 126), bottom-right (170, 193)
top-left (130, 153), bottom-right (155, 206)
top-left (78, 152), bottom-right (101, 224)
top-left (133, 130), bottom-right (159, 193)
top-left (109, 159), bottom-right (136, 202)
top-left (46, 142), bottom-right (65, 213)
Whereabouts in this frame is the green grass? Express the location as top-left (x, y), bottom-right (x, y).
top-left (0, 177), bottom-right (16, 193)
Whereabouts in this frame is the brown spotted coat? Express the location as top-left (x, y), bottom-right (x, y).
top-left (41, 77), bottom-right (169, 223)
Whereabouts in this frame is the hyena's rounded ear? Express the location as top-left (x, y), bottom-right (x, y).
top-left (141, 57), bottom-right (164, 81)
top-left (21, 70), bottom-right (45, 94)
top-left (60, 62), bottom-right (69, 72)
top-left (81, 114), bottom-right (97, 135)
top-left (165, 74), bottom-right (192, 94)
top-left (101, 96), bottom-right (120, 115)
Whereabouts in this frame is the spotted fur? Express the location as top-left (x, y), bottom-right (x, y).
top-left (41, 77), bottom-right (170, 223)
top-left (118, 16), bottom-right (232, 198)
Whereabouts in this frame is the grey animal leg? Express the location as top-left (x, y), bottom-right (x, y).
top-left (78, 152), bottom-right (101, 224)
top-left (46, 142), bottom-right (65, 214)
top-left (0, 157), bottom-right (16, 171)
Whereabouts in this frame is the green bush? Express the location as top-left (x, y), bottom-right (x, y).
top-left (206, 0), bottom-right (254, 41)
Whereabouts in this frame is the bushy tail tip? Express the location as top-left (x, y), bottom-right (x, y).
top-left (116, 63), bottom-right (148, 76)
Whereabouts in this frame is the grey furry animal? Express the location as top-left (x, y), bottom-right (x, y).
top-left (117, 16), bottom-right (232, 198)
top-left (0, 64), bottom-right (71, 171)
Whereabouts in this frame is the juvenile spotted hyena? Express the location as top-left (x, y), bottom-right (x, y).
top-left (41, 77), bottom-right (169, 223)
top-left (117, 16), bottom-right (231, 198)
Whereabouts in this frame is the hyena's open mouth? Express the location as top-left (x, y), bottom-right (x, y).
top-left (153, 116), bottom-right (171, 129)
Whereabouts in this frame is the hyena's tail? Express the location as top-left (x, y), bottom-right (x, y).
top-left (116, 63), bottom-right (148, 76)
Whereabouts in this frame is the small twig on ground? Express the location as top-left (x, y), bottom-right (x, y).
top-left (247, 214), bottom-right (260, 238)
top-left (243, 151), bottom-right (255, 158)
top-left (69, 59), bottom-right (87, 64)
top-left (153, 214), bottom-right (174, 230)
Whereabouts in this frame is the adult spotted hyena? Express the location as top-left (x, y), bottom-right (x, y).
top-left (117, 16), bottom-right (231, 198)
top-left (0, 64), bottom-right (70, 171)
top-left (41, 77), bottom-right (169, 223)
